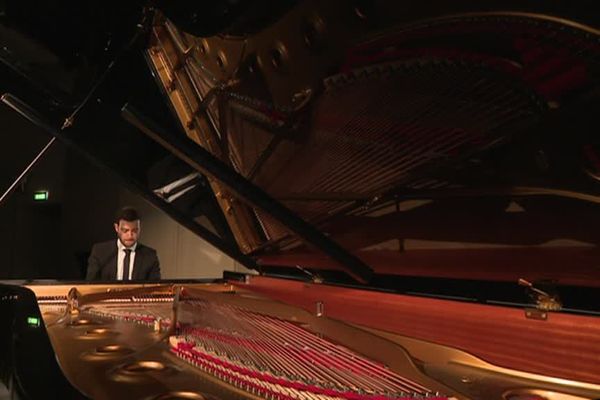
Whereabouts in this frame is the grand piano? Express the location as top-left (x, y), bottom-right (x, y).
top-left (1, 1), bottom-right (599, 399)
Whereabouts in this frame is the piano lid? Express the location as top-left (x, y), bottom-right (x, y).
top-left (2, 1), bottom-right (600, 289)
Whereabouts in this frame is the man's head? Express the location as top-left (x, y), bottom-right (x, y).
top-left (114, 207), bottom-right (141, 248)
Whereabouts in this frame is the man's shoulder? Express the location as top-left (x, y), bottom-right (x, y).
top-left (137, 243), bottom-right (157, 255)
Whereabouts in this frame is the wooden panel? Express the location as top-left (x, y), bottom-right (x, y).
top-left (235, 276), bottom-right (600, 384)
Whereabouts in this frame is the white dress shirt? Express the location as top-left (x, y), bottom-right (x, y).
top-left (116, 239), bottom-right (137, 280)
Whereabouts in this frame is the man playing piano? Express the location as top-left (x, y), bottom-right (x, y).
top-left (86, 207), bottom-right (161, 281)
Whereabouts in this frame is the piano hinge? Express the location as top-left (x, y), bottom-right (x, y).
top-left (524, 308), bottom-right (548, 320)
top-left (518, 279), bottom-right (562, 318)
top-left (295, 265), bottom-right (323, 284)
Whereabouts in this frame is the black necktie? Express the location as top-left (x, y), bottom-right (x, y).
top-left (122, 249), bottom-right (132, 281)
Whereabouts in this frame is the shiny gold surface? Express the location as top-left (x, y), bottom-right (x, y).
top-left (355, 324), bottom-right (600, 400)
top-left (40, 290), bottom-right (253, 399)
top-left (33, 283), bottom-right (456, 399)
top-left (86, 328), bottom-right (118, 336)
top-left (119, 361), bottom-right (168, 374)
top-left (147, 392), bottom-right (212, 400)
top-left (503, 389), bottom-right (591, 400)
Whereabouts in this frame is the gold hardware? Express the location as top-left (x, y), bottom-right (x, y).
top-left (295, 265), bottom-right (323, 283)
top-left (518, 279), bottom-right (561, 312)
top-left (316, 301), bottom-right (324, 317)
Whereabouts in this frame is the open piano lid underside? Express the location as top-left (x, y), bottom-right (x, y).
top-left (146, 4), bottom-right (600, 288)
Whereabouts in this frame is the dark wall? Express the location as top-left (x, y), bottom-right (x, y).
top-left (11, 198), bottom-right (63, 278)
top-left (0, 195), bottom-right (17, 277)
top-left (58, 151), bottom-right (120, 278)
top-left (0, 105), bottom-right (121, 280)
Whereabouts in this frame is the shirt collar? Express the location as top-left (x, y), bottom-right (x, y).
top-left (116, 239), bottom-right (137, 252)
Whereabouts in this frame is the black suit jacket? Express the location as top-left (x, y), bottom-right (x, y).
top-left (86, 240), bottom-right (161, 281)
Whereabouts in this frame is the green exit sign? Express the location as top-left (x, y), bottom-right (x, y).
top-left (33, 191), bottom-right (49, 201)
top-left (27, 316), bottom-right (41, 327)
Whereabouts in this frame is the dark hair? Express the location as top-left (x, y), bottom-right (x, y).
top-left (115, 207), bottom-right (140, 223)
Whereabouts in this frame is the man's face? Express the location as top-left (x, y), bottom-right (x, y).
top-left (114, 219), bottom-right (140, 248)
